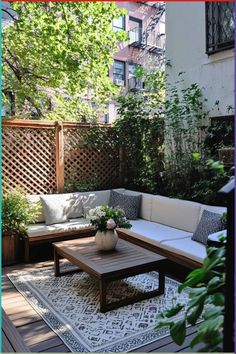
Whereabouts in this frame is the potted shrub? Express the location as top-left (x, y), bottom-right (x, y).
top-left (2, 189), bottom-right (39, 266)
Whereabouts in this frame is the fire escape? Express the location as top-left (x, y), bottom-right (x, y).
top-left (128, 2), bottom-right (165, 92)
top-left (128, 2), bottom-right (165, 55)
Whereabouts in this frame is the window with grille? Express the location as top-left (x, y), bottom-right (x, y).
top-left (206, 2), bottom-right (234, 55)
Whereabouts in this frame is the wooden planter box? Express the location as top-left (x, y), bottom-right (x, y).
top-left (218, 147), bottom-right (234, 167)
top-left (2, 235), bottom-right (21, 266)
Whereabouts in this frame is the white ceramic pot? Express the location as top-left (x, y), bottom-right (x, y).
top-left (95, 230), bottom-right (118, 251)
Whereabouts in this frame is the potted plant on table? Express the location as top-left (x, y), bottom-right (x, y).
top-left (88, 205), bottom-right (131, 251)
top-left (2, 189), bottom-right (39, 266)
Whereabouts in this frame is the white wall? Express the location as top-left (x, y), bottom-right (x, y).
top-left (166, 2), bottom-right (234, 117)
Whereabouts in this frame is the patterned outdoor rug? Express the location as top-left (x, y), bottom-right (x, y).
top-left (8, 265), bottom-right (189, 352)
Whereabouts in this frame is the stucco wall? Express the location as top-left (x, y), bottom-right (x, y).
top-left (165, 2), bottom-right (234, 117)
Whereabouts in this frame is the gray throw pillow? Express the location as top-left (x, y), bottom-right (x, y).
top-left (109, 190), bottom-right (141, 220)
top-left (192, 209), bottom-right (223, 245)
top-left (40, 195), bottom-right (68, 225)
top-left (66, 194), bottom-right (84, 219)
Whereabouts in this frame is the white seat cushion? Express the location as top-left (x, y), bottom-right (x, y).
top-left (151, 196), bottom-right (201, 233)
top-left (208, 229), bottom-right (227, 242)
top-left (118, 219), bottom-right (192, 246)
top-left (27, 218), bottom-right (92, 238)
top-left (160, 238), bottom-right (207, 263)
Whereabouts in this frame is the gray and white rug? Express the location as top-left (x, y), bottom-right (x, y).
top-left (8, 266), bottom-right (189, 352)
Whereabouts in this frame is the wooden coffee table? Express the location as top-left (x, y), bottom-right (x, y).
top-left (53, 237), bottom-right (166, 313)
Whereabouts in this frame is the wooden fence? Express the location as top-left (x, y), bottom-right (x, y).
top-left (2, 120), bottom-right (122, 195)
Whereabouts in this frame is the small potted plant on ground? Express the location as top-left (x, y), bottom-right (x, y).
top-left (2, 189), bottom-right (39, 266)
top-left (88, 205), bottom-right (131, 251)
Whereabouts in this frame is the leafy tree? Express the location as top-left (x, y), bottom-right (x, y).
top-left (2, 2), bottom-right (126, 120)
top-left (114, 66), bottom-right (165, 193)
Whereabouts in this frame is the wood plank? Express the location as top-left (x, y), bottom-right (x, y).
top-left (176, 342), bottom-right (204, 352)
top-left (158, 331), bottom-right (198, 352)
top-left (2, 294), bottom-right (29, 305)
top-left (2, 330), bottom-right (15, 353)
top-left (133, 325), bottom-right (197, 352)
top-left (2, 118), bottom-right (111, 129)
top-left (2, 309), bottom-right (30, 352)
top-left (29, 337), bottom-right (65, 352)
top-left (4, 304), bottom-right (35, 316)
top-left (2, 289), bottom-right (21, 299)
top-left (17, 321), bottom-right (59, 346)
top-left (55, 122), bottom-right (64, 193)
top-left (42, 344), bottom-right (70, 352)
top-left (9, 310), bottom-right (42, 327)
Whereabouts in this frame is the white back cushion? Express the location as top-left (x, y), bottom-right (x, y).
top-left (28, 189), bottom-right (126, 223)
top-left (199, 205), bottom-right (227, 220)
top-left (151, 196), bottom-right (202, 233)
top-left (125, 190), bottom-right (153, 220)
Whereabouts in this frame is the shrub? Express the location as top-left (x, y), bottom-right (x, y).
top-left (162, 154), bottom-right (231, 205)
top-left (2, 189), bottom-right (39, 237)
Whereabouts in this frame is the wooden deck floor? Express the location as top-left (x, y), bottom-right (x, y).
top-left (2, 261), bottom-right (200, 353)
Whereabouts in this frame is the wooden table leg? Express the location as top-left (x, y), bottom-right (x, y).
top-left (54, 248), bottom-right (60, 277)
top-left (99, 271), bottom-right (166, 312)
top-left (158, 271), bottom-right (165, 295)
top-left (99, 280), bottom-right (107, 313)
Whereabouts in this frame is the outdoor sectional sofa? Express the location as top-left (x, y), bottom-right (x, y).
top-left (26, 189), bottom-right (226, 268)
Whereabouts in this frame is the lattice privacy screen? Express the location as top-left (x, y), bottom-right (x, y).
top-left (2, 121), bottom-right (120, 195)
top-left (2, 126), bottom-right (57, 194)
top-left (64, 127), bottom-right (120, 190)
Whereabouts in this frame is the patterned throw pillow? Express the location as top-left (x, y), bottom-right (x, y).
top-left (192, 209), bottom-right (223, 245)
top-left (109, 190), bottom-right (141, 220)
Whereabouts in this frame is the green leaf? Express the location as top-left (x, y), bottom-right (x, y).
top-left (190, 332), bottom-right (205, 348)
top-left (163, 303), bottom-right (185, 318)
top-left (192, 152), bottom-right (201, 160)
top-left (211, 292), bottom-right (225, 306)
top-left (198, 315), bottom-right (224, 333)
top-left (178, 269), bottom-right (205, 292)
top-left (170, 319), bottom-right (186, 346)
top-left (187, 302), bottom-right (204, 325)
top-left (155, 320), bottom-right (175, 329)
top-left (203, 306), bottom-right (223, 320)
top-left (207, 276), bottom-right (224, 292)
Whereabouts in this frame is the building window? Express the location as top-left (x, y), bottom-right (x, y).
top-left (129, 17), bottom-right (142, 44)
top-left (113, 60), bottom-right (125, 86)
top-left (112, 16), bottom-right (125, 32)
top-left (128, 63), bottom-right (144, 91)
top-left (206, 2), bottom-right (234, 55)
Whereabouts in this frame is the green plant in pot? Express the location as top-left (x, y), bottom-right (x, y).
top-left (2, 189), bottom-right (39, 266)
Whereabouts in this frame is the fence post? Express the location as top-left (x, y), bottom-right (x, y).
top-left (55, 122), bottom-right (64, 192)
